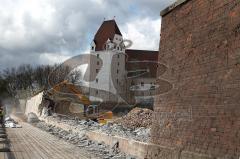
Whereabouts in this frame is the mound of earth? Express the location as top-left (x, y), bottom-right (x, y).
top-left (114, 107), bottom-right (153, 129)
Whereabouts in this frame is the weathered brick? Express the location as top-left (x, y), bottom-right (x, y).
top-left (151, 0), bottom-right (240, 158)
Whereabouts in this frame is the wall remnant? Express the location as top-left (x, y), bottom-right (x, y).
top-left (25, 92), bottom-right (43, 116)
top-left (151, 0), bottom-right (240, 158)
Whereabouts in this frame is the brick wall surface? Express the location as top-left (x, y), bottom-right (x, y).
top-left (151, 0), bottom-right (240, 158)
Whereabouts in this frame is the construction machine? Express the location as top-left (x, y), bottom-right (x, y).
top-left (47, 80), bottom-right (112, 122)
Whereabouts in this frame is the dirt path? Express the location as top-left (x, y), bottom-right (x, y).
top-left (2, 122), bottom-right (95, 159)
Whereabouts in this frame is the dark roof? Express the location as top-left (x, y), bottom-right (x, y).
top-left (125, 49), bottom-right (159, 78)
top-left (94, 20), bottom-right (122, 51)
top-left (160, 0), bottom-right (191, 16)
top-left (125, 49), bottom-right (158, 62)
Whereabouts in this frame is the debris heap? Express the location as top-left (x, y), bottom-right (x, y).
top-left (39, 114), bottom-right (151, 142)
top-left (114, 108), bottom-right (153, 129)
top-left (35, 121), bottom-right (135, 159)
top-left (5, 117), bottom-right (22, 128)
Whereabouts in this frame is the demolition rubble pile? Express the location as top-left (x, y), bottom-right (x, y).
top-left (4, 117), bottom-right (22, 128)
top-left (32, 108), bottom-right (152, 158)
top-left (113, 108), bottom-right (153, 129)
top-left (37, 113), bottom-right (151, 142)
top-left (36, 121), bottom-right (135, 159)
top-left (98, 122), bottom-right (150, 142)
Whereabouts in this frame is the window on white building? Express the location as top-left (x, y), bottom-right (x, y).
top-left (96, 78), bottom-right (98, 83)
top-left (97, 54), bottom-right (99, 58)
top-left (117, 69), bottom-right (119, 74)
top-left (96, 69), bottom-right (99, 73)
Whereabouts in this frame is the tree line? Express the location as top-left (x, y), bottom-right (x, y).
top-left (0, 64), bottom-right (82, 99)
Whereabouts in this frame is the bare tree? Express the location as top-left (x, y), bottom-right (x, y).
top-left (0, 63), bottom-right (82, 98)
top-left (67, 69), bottom-right (82, 84)
top-left (48, 64), bottom-right (74, 86)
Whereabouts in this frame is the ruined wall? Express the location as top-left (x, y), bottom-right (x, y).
top-left (25, 92), bottom-right (43, 116)
top-left (151, 0), bottom-right (240, 158)
top-left (19, 99), bottom-right (27, 113)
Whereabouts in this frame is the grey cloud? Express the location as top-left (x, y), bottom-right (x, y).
top-left (0, 0), bottom-right (176, 70)
top-left (134, 0), bottom-right (176, 15)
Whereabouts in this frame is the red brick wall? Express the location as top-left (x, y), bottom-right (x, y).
top-left (151, 0), bottom-right (240, 158)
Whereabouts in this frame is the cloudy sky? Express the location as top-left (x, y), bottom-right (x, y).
top-left (0, 0), bottom-right (175, 70)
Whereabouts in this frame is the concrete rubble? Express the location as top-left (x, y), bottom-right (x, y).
top-left (4, 117), bottom-right (22, 128)
top-left (35, 120), bottom-right (136, 159)
top-left (99, 123), bottom-right (150, 142)
top-left (27, 112), bottom-right (39, 123)
top-left (30, 108), bottom-right (152, 158)
top-left (38, 111), bottom-right (151, 142)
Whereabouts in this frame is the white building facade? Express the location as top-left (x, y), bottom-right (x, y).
top-left (88, 20), bottom-right (127, 104)
top-left (88, 20), bottom-right (158, 106)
